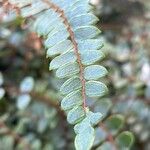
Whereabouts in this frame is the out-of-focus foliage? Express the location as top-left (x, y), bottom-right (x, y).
top-left (96, 0), bottom-right (150, 149)
top-left (0, 0), bottom-right (150, 150)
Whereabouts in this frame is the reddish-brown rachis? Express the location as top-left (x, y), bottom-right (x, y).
top-left (42, 0), bottom-right (87, 111)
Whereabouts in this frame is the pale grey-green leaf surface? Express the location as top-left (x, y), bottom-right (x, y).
top-left (74, 119), bottom-right (95, 150)
top-left (86, 81), bottom-right (108, 97)
top-left (60, 76), bottom-right (82, 95)
top-left (81, 51), bottom-right (105, 65)
top-left (47, 40), bottom-right (73, 57)
top-left (77, 39), bottom-right (104, 52)
top-left (56, 62), bottom-right (80, 78)
top-left (74, 26), bottom-right (101, 40)
top-left (84, 65), bottom-right (108, 80)
top-left (75, 124), bottom-right (94, 150)
top-left (61, 90), bottom-right (82, 111)
top-left (49, 51), bottom-right (76, 70)
top-left (67, 106), bottom-right (85, 124)
top-left (45, 29), bottom-right (69, 48)
top-left (70, 13), bottom-right (99, 28)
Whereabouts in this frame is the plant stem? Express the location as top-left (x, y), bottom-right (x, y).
top-left (42, 0), bottom-right (87, 111)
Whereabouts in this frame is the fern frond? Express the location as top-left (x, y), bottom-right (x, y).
top-left (8, 0), bottom-right (108, 149)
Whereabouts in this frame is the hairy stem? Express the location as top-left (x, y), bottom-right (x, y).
top-left (42, 0), bottom-right (87, 111)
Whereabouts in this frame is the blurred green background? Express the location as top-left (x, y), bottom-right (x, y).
top-left (0, 0), bottom-right (150, 149)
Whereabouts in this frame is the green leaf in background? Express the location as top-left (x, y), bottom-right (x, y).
top-left (105, 115), bottom-right (125, 135)
top-left (96, 142), bottom-right (116, 150)
top-left (94, 99), bottom-right (112, 117)
top-left (0, 136), bottom-right (14, 150)
top-left (17, 94), bottom-right (31, 110)
top-left (20, 76), bottom-right (34, 93)
top-left (0, 72), bottom-right (4, 86)
top-left (116, 131), bottom-right (134, 149)
top-left (0, 88), bottom-right (5, 100)
top-left (94, 127), bottom-right (107, 146)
